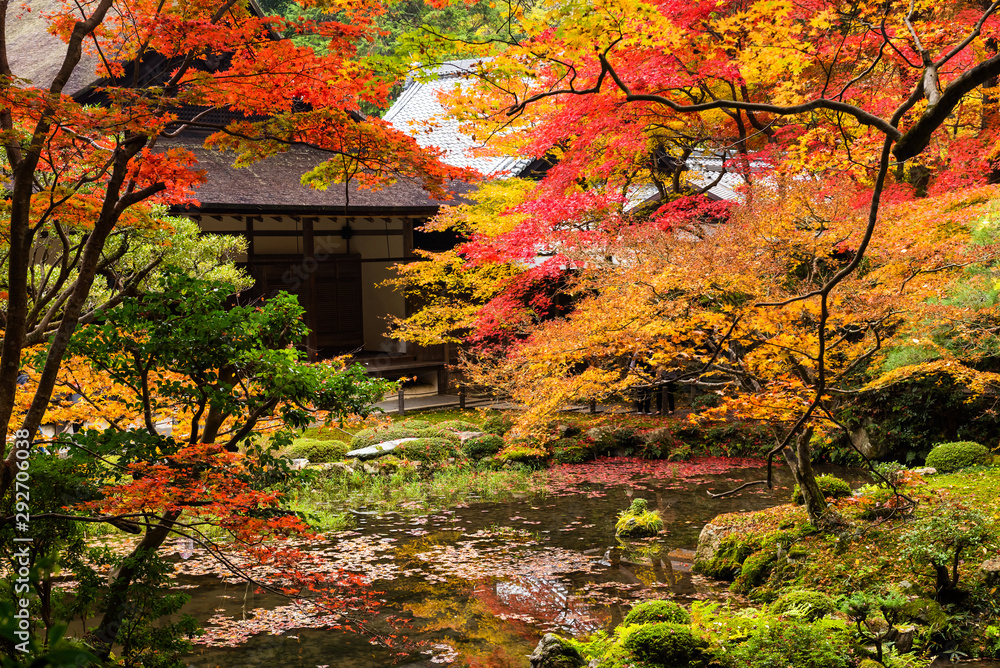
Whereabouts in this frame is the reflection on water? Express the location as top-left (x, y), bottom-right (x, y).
top-left (183, 460), bottom-right (859, 667)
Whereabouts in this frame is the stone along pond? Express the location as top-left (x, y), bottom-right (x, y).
top-left (177, 458), bottom-right (861, 668)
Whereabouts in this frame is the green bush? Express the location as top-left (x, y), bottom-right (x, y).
top-left (462, 434), bottom-right (505, 460)
top-left (437, 419), bottom-right (482, 433)
top-left (791, 474), bottom-right (853, 504)
top-left (623, 600), bottom-right (691, 626)
top-left (619, 622), bottom-right (709, 667)
top-left (924, 440), bottom-right (993, 473)
top-left (286, 438), bottom-right (349, 463)
top-left (395, 437), bottom-right (459, 464)
top-left (771, 590), bottom-right (837, 621)
top-left (482, 411), bottom-right (515, 436)
top-left (615, 498), bottom-right (664, 537)
top-left (590, 426), bottom-right (641, 455)
top-left (717, 615), bottom-right (852, 668)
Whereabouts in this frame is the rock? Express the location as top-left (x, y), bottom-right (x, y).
top-left (528, 633), bottom-right (586, 668)
top-left (981, 558), bottom-right (1000, 585)
top-left (887, 625), bottom-right (915, 654)
top-left (850, 425), bottom-right (890, 460)
top-left (909, 467), bottom-right (937, 476)
top-left (456, 431), bottom-right (485, 442)
top-left (694, 522), bottom-right (728, 567)
top-left (290, 458), bottom-right (309, 470)
top-left (345, 438), bottom-right (418, 460)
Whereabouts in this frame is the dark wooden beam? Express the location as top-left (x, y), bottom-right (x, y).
top-left (303, 218), bottom-right (318, 361)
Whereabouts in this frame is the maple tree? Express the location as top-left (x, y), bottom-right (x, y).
top-left (0, 0), bottom-right (472, 660)
top-left (388, 0), bottom-right (1000, 522)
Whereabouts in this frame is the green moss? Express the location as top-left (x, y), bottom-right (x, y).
top-left (462, 434), bottom-right (504, 460)
top-left (481, 411), bottom-right (515, 436)
top-left (771, 589), bottom-right (837, 620)
top-left (498, 445), bottom-right (549, 468)
top-left (619, 622), bottom-right (709, 667)
top-left (286, 438), bottom-right (349, 463)
top-left (437, 419), bottom-right (482, 432)
top-left (615, 498), bottom-right (664, 537)
top-left (623, 600), bottom-right (691, 626)
top-left (350, 425), bottom-right (458, 449)
top-left (731, 549), bottom-right (777, 595)
top-left (924, 440), bottom-right (993, 472)
top-left (553, 437), bottom-right (593, 464)
top-left (395, 437), bottom-right (460, 463)
top-left (791, 474), bottom-right (853, 505)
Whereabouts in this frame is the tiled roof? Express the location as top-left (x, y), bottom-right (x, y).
top-left (383, 61), bottom-right (532, 177)
top-left (164, 136), bottom-right (472, 215)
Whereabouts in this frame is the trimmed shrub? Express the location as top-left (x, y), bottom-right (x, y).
top-left (286, 438), bottom-right (349, 463)
top-left (437, 419), bottom-right (482, 433)
top-left (771, 589), bottom-right (837, 621)
top-left (482, 412), bottom-right (515, 436)
top-left (620, 622), bottom-right (709, 666)
top-left (924, 440), bottom-right (993, 473)
top-left (589, 426), bottom-right (641, 456)
top-left (462, 434), bottom-right (504, 460)
top-left (791, 474), bottom-right (853, 504)
top-left (395, 437), bottom-right (459, 464)
top-left (615, 498), bottom-right (664, 537)
top-left (623, 600), bottom-right (691, 626)
top-left (399, 419), bottom-right (433, 430)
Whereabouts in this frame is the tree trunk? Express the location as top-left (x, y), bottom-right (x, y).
top-left (782, 427), bottom-right (829, 524)
top-left (90, 510), bottom-right (180, 661)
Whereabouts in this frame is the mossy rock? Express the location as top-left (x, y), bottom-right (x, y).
top-left (395, 437), bottom-right (460, 464)
top-left (498, 445), bottom-right (549, 468)
top-left (791, 474), bottom-right (853, 505)
top-left (616, 498), bottom-right (664, 537)
top-left (437, 419), bottom-right (482, 433)
top-left (527, 633), bottom-right (586, 668)
top-left (619, 622), bottom-right (709, 667)
top-left (623, 600), bottom-right (691, 626)
top-left (771, 589), bottom-right (837, 620)
top-left (286, 438), bottom-right (349, 463)
top-left (694, 534), bottom-right (757, 580)
top-left (901, 598), bottom-right (948, 627)
top-left (924, 441), bottom-right (993, 473)
top-left (481, 412), bottom-right (515, 436)
top-left (731, 549), bottom-right (777, 595)
top-left (462, 434), bottom-right (504, 460)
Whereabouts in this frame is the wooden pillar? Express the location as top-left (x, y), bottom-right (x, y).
top-left (589, 399), bottom-right (597, 414)
top-left (397, 386), bottom-right (406, 416)
top-left (303, 217), bottom-right (318, 360)
top-left (245, 216), bottom-right (256, 263)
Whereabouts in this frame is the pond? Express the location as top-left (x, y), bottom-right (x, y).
top-left (178, 458), bottom-right (857, 667)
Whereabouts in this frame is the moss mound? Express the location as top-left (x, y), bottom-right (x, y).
top-left (498, 445), bottom-right (548, 468)
top-left (615, 498), bottom-right (664, 537)
top-left (395, 437), bottom-right (460, 463)
top-left (481, 412), bottom-right (515, 436)
top-left (623, 600), bottom-right (691, 626)
top-left (286, 438), bottom-right (349, 463)
top-left (924, 440), bottom-right (993, 473)
top-left (437, 419), bottom-right (482, 433)
top-left (350, 425), bottom-right (457, 449)
top-left (771, 589), bottom-right (837, 620)
top-left (791, 474), bottom-right (853, 504)
top-left (619, 622), bottom-right (709, 667)
top-left (462, 434), bottom-right (504, 460)
top-left (552, 437), bottom-right (592, 464)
